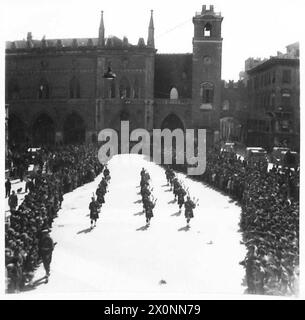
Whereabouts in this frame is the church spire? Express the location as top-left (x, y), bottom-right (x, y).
top-left (98, 10), bottom-right (105, 47)
top-left (147, 10), bottom-right (155, 48)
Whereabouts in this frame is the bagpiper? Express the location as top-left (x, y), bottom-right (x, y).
top-left (89, 196), bottom-right (99, 228)
top-left (177, 186), bottom-right (187, 213)
top-left (184, 196), bottom-right (197, 227)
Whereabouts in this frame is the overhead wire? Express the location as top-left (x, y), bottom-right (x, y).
top-left (155, 18), bottom-right (192, 40)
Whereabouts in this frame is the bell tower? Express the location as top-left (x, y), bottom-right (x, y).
top-left (192, 5), bottom-right (223, 143)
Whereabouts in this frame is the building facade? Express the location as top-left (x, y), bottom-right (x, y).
top-left (5, 5), bottom-right (224, 148)
top-left (219, 42), bottom-right (300, 151)
top-left (245, 46), bottom-right (300, 150)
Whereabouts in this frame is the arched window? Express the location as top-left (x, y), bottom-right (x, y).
top-left (69, 76), bottom-right (80, 98)
top-left (8, 80), bottom-right (20, 100)
top-left (38, 79), bottom-right (49, 99)
top-left (133, 79), bottom-right (140, 99)
top-left (119, 77), bottom-right (131, 99)
top-left (170, 87), bottom-right (179, 100)
top-left (200, 82), bottom-right (214, 103)
top-left (203, 23), bottom-right (212, 37)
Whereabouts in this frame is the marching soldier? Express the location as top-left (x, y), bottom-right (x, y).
top-left (144, 197), bottom-right (157, 226)
top-left (173, 178), bottom-right (181, 201)
top-left (39, 229), bottom-right (56, 281)
top-left (177, 187), bottom-right (187, 213)
top-left (89, 196), bottom-right (99, 228)
top-left (184, 196), bottom-right (197, 227)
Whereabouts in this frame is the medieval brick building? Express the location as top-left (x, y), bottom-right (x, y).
top-left (6, 5), bottom-right (224, 148)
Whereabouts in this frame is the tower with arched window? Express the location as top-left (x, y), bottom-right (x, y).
top-left (192, 5), bottom-right (223, 136)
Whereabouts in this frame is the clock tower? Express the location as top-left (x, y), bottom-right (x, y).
top-left (192, 5), bottom-right (223, 144)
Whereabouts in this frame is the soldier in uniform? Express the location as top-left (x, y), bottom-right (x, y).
top-left (177, 187), bottom-right (187, 213)
top-left (144, 197), bottom-right (157, 226)
top-left (5, 178), bottom-right (11, 198)
top-left (173, 178), bottom-right (181, 202)
top-left (89, 196), bottom-right (99, 228)
top-left (184, 196), bottom-right (197, 227)
top-left (8, 190), bottom-right (18, 212)
top-left (103, 166), bottom-right (110, 181)
top-left (39, 229), bottom-right (56, 280)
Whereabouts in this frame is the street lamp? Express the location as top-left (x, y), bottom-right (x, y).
top-left (103, 66), bottom-right (116, 80)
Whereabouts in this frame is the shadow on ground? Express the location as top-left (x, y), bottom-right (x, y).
top-left (77, 227), bottom-right (93, 235)
top-left (133, 211), bottom-right (144, 216)
top-left (136, 225), bottom-right (149, 231)
top-left (178, 225), bottom-right (190, 232)
top-left (21, 276), bottom-right (48, 292)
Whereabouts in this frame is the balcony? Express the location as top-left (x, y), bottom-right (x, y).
top-left (154, 98), bottom-right (191, 105)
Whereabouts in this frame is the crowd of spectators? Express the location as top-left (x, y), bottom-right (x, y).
top-left (171, 145), bottom-right (299, 295)
top-left (5, 141), bottom-right (299, 295)
top-left (5, 144), bottom-right (103, 293)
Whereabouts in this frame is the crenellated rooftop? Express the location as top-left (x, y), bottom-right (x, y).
top-left (6, 10), bottom-right (155, 52)
top-left (5, 35), bottom-right (152, 51)
top-left (195, 4), bottom-right (221, 17)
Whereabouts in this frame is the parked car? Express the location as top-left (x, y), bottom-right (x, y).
top-left (245, 147), bottom-right (268, 162)
top-left (283, 150), bottom-right (299, 169)
top-left (220, 142), bottom-right (235, 153)
top-left (270, 147), bottom-right (299, 168)
top-left (27, 147), bottom-right (42, 173)
top-left (270, 147), bottom-right (290, 164)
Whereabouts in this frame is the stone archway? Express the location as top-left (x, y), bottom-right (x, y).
top-left (63, 112), bottom-right (85, 144)
top-left (32, 113), bottom-right (55, 146)
top-left (161, 113), bottom-right (185, 131)
top-left (8, 114), bottom-right (26, 147)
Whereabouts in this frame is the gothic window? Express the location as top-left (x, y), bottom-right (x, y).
top-left (200, 82), bottom-right (214, 103)
top-left (203, 23), bottom-right (212, 37)
top-left (8, 80), bottom-right (20, 100)
top-left (38, 79), bottom-right (49, 99)
top-left (109, 81), bottom-right (116, 98)
top-left (170, 87), bottom-right (179, 100)
top-left (69, 76), bottom-right (80, 98)
top-left (222, 100), bottom-right (229, 110)
top-left (119, 77), bottom-right (131, 99)
top-left (122, 58), bottom-right (129, 69)
top-left (133, 79), bottom-right (140, 99)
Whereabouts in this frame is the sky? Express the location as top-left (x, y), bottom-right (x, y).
top-left (0, 0), bottom-right (303, 81)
